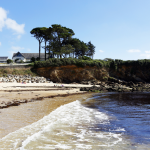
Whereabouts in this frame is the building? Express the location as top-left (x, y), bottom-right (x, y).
top-left (12, 52), bottom-right (49, 62)
top-left (0, 57), bottom-right (8, 63)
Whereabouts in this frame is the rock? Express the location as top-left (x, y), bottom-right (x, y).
top-left (0, 74), bottom-right (52, 83)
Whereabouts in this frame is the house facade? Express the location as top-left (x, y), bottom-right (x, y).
top-left (12, 52), bottom-right (49, 62)
top-left (0, 57), bottom-right (8, 63)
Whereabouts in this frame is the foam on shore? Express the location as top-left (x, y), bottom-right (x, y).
top-left (0, 98), bottom-right (129, 150)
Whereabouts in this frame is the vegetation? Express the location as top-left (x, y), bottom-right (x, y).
top-left (33, 58), bottom-right (150, 70)
top-left (31, 57), bottom-right (36, 62)
top-left (30, 24), bottom-right (95, 60)
top-left (7, 59), bottom-right (13, 64)
top-left (34, 57), bottom-right (110, 68)
top-left (15, 58), bottom-right (19, 63)
top-left (0, 68), bottom-right (38, 77)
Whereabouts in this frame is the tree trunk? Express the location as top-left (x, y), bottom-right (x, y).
top-left (45, 41), bottom-right (46, 61)
top-left (39, 40), bottom-right (41, 60)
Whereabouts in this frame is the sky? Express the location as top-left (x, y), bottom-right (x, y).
top-left (0, 0), bottom-right (150, 60)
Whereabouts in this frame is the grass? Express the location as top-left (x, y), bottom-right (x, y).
top-left (0, 68), bottom-right (39, 77)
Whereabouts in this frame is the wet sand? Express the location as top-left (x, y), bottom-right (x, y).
top-left (0, 82), bottom-right (92, 108)
top-left (0, 88), bottom-right (93, 139)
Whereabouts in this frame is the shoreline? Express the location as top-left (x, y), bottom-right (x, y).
top-left (0, 92), bottom-right (93, 139)
top-left (0, 90), bottom-right (87, 109)
top-left (0, 83), bottom-right (91, 109)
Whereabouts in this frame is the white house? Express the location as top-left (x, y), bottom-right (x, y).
top-left (0, 57), bottom-right (8, 63)
top-left (12, 52), bottom-right (49, 62)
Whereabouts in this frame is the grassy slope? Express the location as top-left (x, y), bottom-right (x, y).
top-left (0, 68), bottom-right (39, 77)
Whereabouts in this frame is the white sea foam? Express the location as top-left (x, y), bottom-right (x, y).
top-left (0, 100), bottom-right (128, 149)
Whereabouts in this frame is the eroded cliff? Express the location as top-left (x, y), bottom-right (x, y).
top-left (35, 65), bottom-right (109, 83)
top-left (34, 64), bottom-right (150, 83)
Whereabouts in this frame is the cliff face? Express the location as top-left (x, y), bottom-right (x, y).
top-left (35, 65), bottom-right (109, 83)
top-left (109, 65), bottom-right (150, 82)
top-left (35, 64), bottom-right (150, 83)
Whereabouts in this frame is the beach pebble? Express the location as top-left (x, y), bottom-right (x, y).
top-left (0, 75), bottom-right (52, 83)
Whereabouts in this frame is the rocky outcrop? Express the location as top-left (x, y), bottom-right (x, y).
top-left (80, 81), bottom-right (150, 92)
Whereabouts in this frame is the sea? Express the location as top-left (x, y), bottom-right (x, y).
top-left (0, 92), bottom-right (150, 149)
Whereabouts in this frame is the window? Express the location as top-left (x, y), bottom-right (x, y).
top-left (17, 53), bottom-right (22, 57)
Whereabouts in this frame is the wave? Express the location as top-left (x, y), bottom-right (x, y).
top-left (0, 99), bottom-right (127, 149)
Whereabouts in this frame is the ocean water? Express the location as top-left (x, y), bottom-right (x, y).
top-left (0, 92), bottom-right (150, 149)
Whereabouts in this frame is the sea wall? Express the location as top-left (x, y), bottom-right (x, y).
top-left (34, 64), bottom-right (150, 83)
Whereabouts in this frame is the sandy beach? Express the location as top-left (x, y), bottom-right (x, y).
top-left (0, 83), bottom-right (93, 139)
top-left (0, 82), bottom-right (93, 109)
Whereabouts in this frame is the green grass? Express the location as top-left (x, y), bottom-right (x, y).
top-left (0, 68), bottom-right (39, 77)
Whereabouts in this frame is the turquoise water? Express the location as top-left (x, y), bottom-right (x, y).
top-left (0, 92), bottom-right (150, 149)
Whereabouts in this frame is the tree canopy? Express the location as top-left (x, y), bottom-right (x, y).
top-left (30, 24), bottom-right (95, 60)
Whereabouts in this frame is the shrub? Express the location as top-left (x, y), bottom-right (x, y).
top-left (15, 59), bottom-right (19, 62)
top-left (36, 57), bottom-right (40, 61)
top-left (31, 57), bottom-right (36, 62)
top-left (33, 58), bottom-right (150, 69)
top-left (82, 56), bottom-right (92, 60)
top-left (7, 59), bottom-right (13, 64)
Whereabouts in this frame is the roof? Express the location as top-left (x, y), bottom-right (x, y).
top-left (12, 52), bottom-right (49, 59)
top-left (0, 57), bottom-right (8, 61)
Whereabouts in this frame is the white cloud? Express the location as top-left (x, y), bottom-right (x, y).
top-left (99, 50), bottom-right (104, 53)
top-left (0, 7), bottom-right (7, 31)
top-left (127, 49), bottom-right (141, 53)
top-left (0, 42), bottom-right (1, 46)
top-left (0, 7), bottom-right (25, 37)
top-left (145, 50), bottom-right (150, 53)
top-left (5, 18), bottom-right (25, 34)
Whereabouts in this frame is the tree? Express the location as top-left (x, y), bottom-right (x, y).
top-left (7, 59), bottom-right (13, 64)
top-left (79, 41), bottom-right (88, 57)
top-left (30, 27), bottom-right (44, 60)
top-left (50, 24), bottom-right (75, 58)
top-left (41, 27), bottom-right (53, 60)
top-left (61, 44), bottom-right (74, 58)
top-left (86, 41), bottom-right (95, 59)
top-left (43, 24), bottom-right (75, 58)
top-left (69, 38), bottom-right (81, 58)
top-left (36, 57), bottom-right (40, 61)
top-left (30, 24), bottom-right (95, 60)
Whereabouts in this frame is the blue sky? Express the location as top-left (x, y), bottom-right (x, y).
top-left (0, 0), bottom-right (150, 60)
